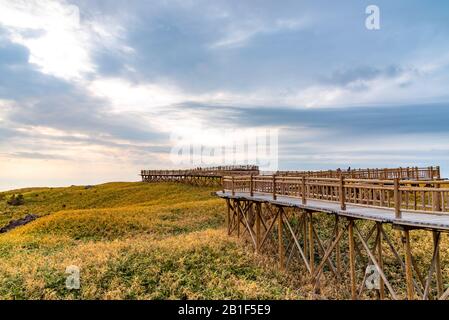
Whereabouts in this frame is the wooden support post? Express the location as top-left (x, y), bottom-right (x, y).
top-left (339, 175), bottom-right (346, 210)
top-left (272, 174), bottom-right (277, 200)
top-left (236, 201), bottom-right (240, 238)
top-left (302, 177), bottom-right (307, 205)
top-left (303, 211), bottom-right (308, 259)
top-left (231, 176), bottom-right (235, 196)
top-left (256, 203), bottom-right (261, 254)
top-left (309, 213), bottom-right (314, 274)
top-left (377, 222), bottom-right (385, 300)
top-left (394, 178), bottom-right (401, 219)
top-left (403, 229), bottom-right (415, 300)
top-left (250, 174), bottom-right (254, 197)
top-left (348, 219), bottom-right (357, 300)
top-left (278, 208), bottom-right (284, 270)
top-left (433, 231), bottom-right (443, 297)
top-left (336, 216), bottom-right (341, 275)
top-left (226, 199), bottom-right (231, 235)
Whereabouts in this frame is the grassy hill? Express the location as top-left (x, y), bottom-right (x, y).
top-left (0, 182), bottom-right (300, 299)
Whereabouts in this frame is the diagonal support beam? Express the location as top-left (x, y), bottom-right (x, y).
top-left (283, 211), bottom-right (312, 274)
top-left (423, 231), bottom-right (441, 300)
top-left (354, 225), bottom-right (398, 300)
top-left (312, 222), bottom-right (348, 282)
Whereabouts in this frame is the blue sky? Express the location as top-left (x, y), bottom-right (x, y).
top-left (1, 0), bottom-right (449, 190)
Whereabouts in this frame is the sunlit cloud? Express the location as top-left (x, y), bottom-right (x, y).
top-left (1, 0), bottom-right (449, 189)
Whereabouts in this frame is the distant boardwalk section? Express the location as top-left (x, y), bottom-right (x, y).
top-left (276, 166), bottom-right (440, 180)
top-left (140, 165), bottom-right (259, 186)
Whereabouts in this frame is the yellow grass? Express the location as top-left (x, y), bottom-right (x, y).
top-left (0, 182), bottom-right (301, 299)
top-left (1, 182), bottom-right (447, 300)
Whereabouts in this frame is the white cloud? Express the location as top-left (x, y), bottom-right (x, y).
top-left (88, 78), bottom-right (187, 112)
top-left (0, 0), bottom-right (94, 79)
top-left (210, 18), bottom-right (307, 49)
top-left (0, 0), bottom-right (128, 80)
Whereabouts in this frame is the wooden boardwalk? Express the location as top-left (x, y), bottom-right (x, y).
top-left (141, 165), bottom-right (449, 299)
top-left (218, 191), bottom-right (449, 232)
top-left (276, 166), bottom-right (440, 180)
top-left (217, 171), bottom-right (449, 300)
top-left (140, 165), bottom-right (259, 186)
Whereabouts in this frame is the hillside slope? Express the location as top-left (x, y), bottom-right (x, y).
top-left (0, 182), bottom-right (300, 299)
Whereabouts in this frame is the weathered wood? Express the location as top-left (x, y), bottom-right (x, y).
top-left (377, 222), bottom-right (385, 299)
top-left (255, 203), bottom-right (261, 253)
top-left (433, 231), bottom-right (443, 297)
top-left (278, 207), bottom-right (284, 270)
top-left (394, 178), bottom-right (401, 219)
top-left (354, 225), bottom-right (398, 300)
top-left (403, 229), bottom-right (415, 300)
top-left (423, 231), bottom-right (441, 299)
top-left (272, 174), bottom-right (277, 200)
top-left (312, 222), bottom-right (347, 282)
top-left (348, 220), bottom-right (357, 300)
top-left (340, 175), bottom-right (346, 210)
top-left (335, 216), bottom-right (341, 275)
top-left (283, 212), bottom-right (311, 273)
top-left (312, 224), bottom-right (340, 279)
top-left (150, 165), bottom-right (449, 300)
top-left (309, 213), bottom-right (314, 274)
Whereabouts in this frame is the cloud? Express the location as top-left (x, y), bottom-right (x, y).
top-left (210, 18), bottom-right (307, 49)
top-left (0, 0), bottom-right (97, 80)
top-left (1, 0), bottom-right (449, 188)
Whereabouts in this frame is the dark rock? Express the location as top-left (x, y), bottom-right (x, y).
top-left (0, 214), bottom-right (38, 233)
top-left (7, 194), bottom-right (24, 206)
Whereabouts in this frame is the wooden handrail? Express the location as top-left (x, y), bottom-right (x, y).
top-left (221, 175), bottom-right (449, 215)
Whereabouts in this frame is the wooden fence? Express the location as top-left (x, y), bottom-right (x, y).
top-left (223, 175), bottom-right (449, 217)
top-left (276, 166), bottom-right (440, 180)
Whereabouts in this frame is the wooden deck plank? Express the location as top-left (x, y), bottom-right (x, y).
top-left (217, 191), bottom-right (449, 232)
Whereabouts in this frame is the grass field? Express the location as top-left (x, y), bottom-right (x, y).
top-left (0, 182), bottom-right (300, 299)
top-left (1, 182), bottom-right (448, 300)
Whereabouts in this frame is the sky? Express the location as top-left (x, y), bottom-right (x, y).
top-left (1, 0), bottom-right (449, 190)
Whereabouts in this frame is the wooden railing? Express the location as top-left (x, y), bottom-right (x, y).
top-left (276, 166), bottom-right (440, 180)
top-left (141, 165), bottom-right (259, 177)
top-left (223, 175), bottom-right (449, 218)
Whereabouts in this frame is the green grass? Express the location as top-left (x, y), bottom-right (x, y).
top-left (0, 182), bottom-right (301, 300)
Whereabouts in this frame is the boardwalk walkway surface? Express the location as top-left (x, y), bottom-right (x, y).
top-left (217, 191), bottom-right (449, 231)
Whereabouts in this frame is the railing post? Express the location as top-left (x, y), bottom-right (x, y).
top-left (436, 166), bottom-right (441, 179)
top-left (339, 175), bottom-right (346, 210)
top-left (272, 174), bottom-right (277, 200)
top-left (302, 176), bottom-right (307, 205)
top-left (222, 177), bottom-right (225, 193)
top-left (250, 174), bottom-right (254, 197)
top-left (394, 178), bottom-right (401, 219)
top-left (432, 182), bottom-right (442, 212)
top-left (231, 176), bottom-right (235, 196)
